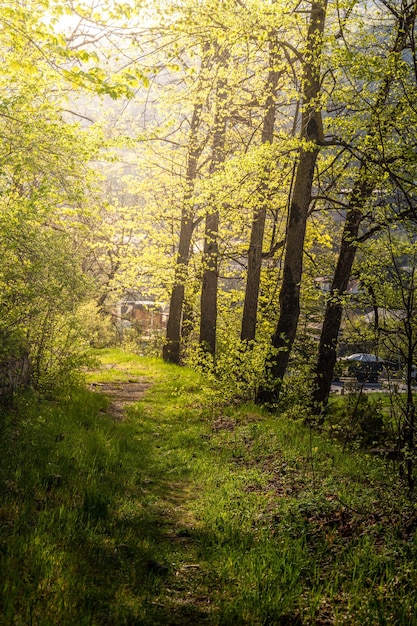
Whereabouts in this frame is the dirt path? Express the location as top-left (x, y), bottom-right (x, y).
top-left (90, 380), bottom-right (152, 420)
top-left (88, 363), bottom-right (211, 624)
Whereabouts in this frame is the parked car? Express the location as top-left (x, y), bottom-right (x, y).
top-left (404, 365), bottom-right (417, 381)
top-left (342, 353), bottom-right (384, 383)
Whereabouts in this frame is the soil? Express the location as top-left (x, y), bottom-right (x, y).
top-left (90, 380), bottom-right (152, 420)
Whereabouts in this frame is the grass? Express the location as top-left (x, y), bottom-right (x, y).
top-left (1, 347), bottom-right (417, 624)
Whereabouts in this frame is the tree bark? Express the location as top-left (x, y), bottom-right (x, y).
top-left (312, 180), bottom-right (372, 409)
top-left (312, 4), bottom-right (417, 410)
top-left (241, 36), bottom-right (281, 343)
top-left (199, 209), bottom-right (220, 355)
top-left (199, 50), bottom-right (229, 356)
top-left (257, 0), bottom-right (327, 405)
top-left (163, 97), bottom-right (204, 363)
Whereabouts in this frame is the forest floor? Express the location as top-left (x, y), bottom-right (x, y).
top-left (2, 348), bottom-right (417, 625)
top-left (89, 378), bottom-right (152, 421)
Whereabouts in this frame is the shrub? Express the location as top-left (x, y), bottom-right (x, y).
top-left (327, 392), bottom-right (386, 449)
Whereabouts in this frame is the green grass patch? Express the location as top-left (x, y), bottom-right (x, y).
top-left (1, 349), bottom-right (417, 624)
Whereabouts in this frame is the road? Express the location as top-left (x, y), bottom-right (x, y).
top-left (330, 377), bottom-right (414, 394)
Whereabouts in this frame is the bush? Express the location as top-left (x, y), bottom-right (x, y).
top-left (327, 392), bottom-right (386, 448)
top-left (80, 302), bottom-right (118, 348)
top-left (184, 337), bottom-right (272, 407)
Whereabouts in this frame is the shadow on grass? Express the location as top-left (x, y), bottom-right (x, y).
top-left (4, 357), bottom-right (415, 626)
top-left (0, 385), bottom-right (216, 625)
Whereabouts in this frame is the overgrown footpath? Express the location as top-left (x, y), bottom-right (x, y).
top-left (1, 349), bottom-right (417, 625)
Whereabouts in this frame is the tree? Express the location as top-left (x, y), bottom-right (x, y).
top-left (382, 227), bottom-right (417, 491)
top-left (257, 0), bottom-right (328, 406)
top-left (0, 77), bottom-right (98, 392)
top-left (240, 33), bottom-right (283, 344)
top-left (0, 0), bottom-right (145, 395)
top-left (355, 224), bottom-right (417, 490)
top-left (199, 45), bottom-right (230, 356)
top-left (312, 0), bottom-right (417, 411)
top-left (163, 54), bottom-right (210, 363)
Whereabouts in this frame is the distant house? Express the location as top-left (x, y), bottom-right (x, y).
top-left (110, 291), bottom-right (168, 333)
top-left (315, 276), bottom-right (332, 292)
top-left (315, 276), bottom-right (361, 295)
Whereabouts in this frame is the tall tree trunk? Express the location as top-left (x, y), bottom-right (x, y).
top-left (312, 5), bottom-right (417, 410)
top-left (257, 0), bottom-right (327, 405)
top-left (403, 281), bottom-right (416, 491)
top-left (163, 96), bottom-right (205, 363)
top-left (241, 36), bottom-right (281, 343)
top-left (312, 179), bottom-right (372, 409)
top-left (199, 50), bottom-right (229, 356)
top-left (200, 208), bottom-right (220, 355)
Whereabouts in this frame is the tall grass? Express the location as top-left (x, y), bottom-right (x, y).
top-left (1, 348), bottom-right (417, 624)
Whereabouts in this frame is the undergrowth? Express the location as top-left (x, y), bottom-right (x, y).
top-left (1, 348), bottom-right (417, 625)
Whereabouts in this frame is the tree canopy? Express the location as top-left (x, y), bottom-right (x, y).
top-left (2, 0), bottom-right (417, 412)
